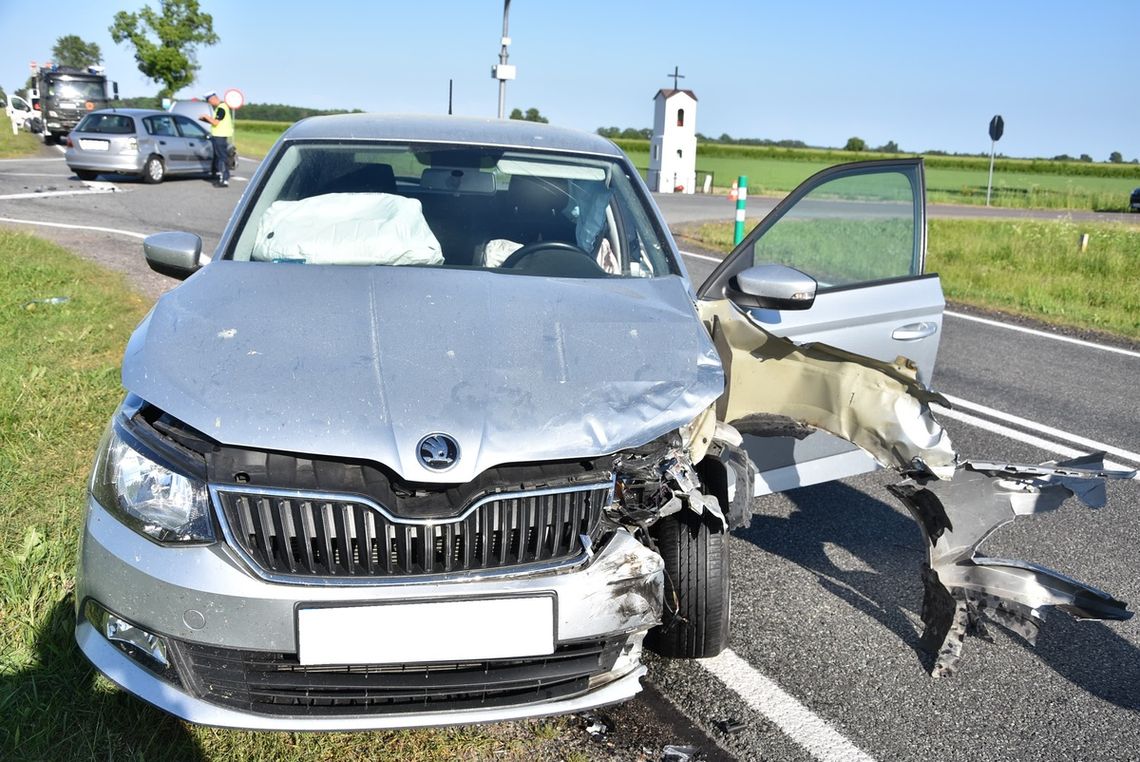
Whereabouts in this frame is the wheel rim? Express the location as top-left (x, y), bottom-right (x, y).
top-left (148, 159), bottom-right (163, 181)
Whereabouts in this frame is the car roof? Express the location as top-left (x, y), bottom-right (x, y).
top-left (281, 114), bottom-right (624, 157)
top-left (85, 108), bottom-right (171, 117)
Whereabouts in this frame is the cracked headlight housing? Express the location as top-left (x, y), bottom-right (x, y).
top-left (89, 424), bottom-right (213, 543)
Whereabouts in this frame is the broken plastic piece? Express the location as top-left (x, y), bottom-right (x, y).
top-left (662, 744), bottom-right (701, 761)
top-left (889, 454), bottom-right (1136, 677)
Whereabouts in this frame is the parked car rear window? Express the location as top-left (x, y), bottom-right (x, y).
top-left (75, 113), bottom-right (136, 135)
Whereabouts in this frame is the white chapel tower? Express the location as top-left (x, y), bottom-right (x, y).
top-left (648, 69), bottom-right (697, 194)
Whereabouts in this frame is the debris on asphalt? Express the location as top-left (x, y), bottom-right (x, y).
top-left (714, 718), bottom-right (747, 735)
top-left (580, 710), bottom-right (612, 740)
top-left (662, 744), bottom-right (702, 761)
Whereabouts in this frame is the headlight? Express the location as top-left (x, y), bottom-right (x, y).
top-left (90, 424), bottom-right (214, 543)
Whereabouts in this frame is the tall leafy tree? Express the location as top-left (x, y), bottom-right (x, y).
top-left (51, 35), bottom-right (103, 68)
top-left (109, 0), bottom-right (219, 99)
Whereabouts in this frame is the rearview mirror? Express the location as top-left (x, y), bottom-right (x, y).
top-left (725, 263), bottom-right (817, 310)
top-left (144, 232), bottom-right (203, 280)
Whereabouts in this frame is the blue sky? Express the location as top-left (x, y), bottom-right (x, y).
top-left (2, 0), bottom-right (1137, 160)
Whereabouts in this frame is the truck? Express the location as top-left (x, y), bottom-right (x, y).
top-left (29, 64), bottom-right (118, 144)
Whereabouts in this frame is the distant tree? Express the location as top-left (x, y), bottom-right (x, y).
top-left (1078, 153), bottom-right (1092, 162)
top-left (717, 133), bottom-right (733, 143)
top-left (110, 0), bottom-right (219, 100)
top-left (596, 126), bottom-right (620, 138)
top-left (844, 137), bottom-right (866, 152)
top-left (638, 127), bottom-right (651, 139)
top-left (1109, 151), bottom-right (1123, 163)
top-left (695, 132), bottom-right (707, 141)
top-left (1051, 154), bottom-right (1074, 162)
top-left (618, 127), bottom-right (642, 139)
top-left (1132, 158), bottom-right (1139, 164)
top-left (509, 107), bottom-right (548, 123)
top-left (52, 35), bottom-right (103, 68)
top-left (0, 85), bottom-right (6, 106)
top-left (875, 140), bottom-right (899, 153)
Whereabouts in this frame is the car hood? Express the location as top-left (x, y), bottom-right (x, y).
top-left (122, 262), bottom-right (724, 483)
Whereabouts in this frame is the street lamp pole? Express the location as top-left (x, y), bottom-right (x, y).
top-left (494, 0), bottom-right (513, 119)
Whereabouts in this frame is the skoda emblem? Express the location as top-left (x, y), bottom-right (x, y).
top-left (417, 433), bottom-right (460, 471)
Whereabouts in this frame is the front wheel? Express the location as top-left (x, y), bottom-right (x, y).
top-left (142, 156), bottom-right (165, 184)
top-left (647, 511), bottom-right (731, 659)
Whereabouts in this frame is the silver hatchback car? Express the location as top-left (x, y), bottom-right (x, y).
top-left (76, 114), bottom-right (1133, 730)
top-left (65, 108), bottom-right (214, 183)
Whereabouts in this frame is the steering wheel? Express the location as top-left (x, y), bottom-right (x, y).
top-left (500, 240), bottom-right (598, 270)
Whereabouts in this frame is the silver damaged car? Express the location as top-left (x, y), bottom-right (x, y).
top-left (77, 115), bottom-right (1135, 729)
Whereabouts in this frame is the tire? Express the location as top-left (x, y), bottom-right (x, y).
top-left (647, 511), bottom-right (731, 659)
top-left (142, 155), bottom-right (165, 184)
top-left (75, 169), bottom-right (99, 181)
top-left (43, 132), bottom-right (57, 146)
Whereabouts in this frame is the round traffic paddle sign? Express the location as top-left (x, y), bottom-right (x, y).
top-left (989, 114), bottom-right (1004, 142)
top-left (224, 89), bottom-right (245, 110)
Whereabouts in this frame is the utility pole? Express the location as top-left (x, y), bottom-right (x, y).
top-left (492, 0), bottom-right (515, 119)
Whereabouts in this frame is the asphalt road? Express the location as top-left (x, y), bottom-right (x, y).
top-left (2, 146), bottom-right (1138, 761)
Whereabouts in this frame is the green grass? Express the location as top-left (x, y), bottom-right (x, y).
top-left (0, 231), bottom-right (581, 760)
top-left (676, 218), bottom-right (1140, 341)
top-left (0, 111), bottom-right (43, 158)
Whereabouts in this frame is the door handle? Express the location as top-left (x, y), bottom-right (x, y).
top-left (892, 321), bottom-right (938, 341)
top-left (159, 140), bottom-right (166, 145)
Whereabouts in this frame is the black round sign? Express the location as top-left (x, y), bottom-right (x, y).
top-left (989, 115), bottom-right (1004, 142)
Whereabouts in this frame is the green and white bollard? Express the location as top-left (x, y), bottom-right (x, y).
top-left (733, 175), bottom-right (748, 245)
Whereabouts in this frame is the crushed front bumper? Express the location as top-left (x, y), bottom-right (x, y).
top-left (75, 495), bottom-right (663, 729)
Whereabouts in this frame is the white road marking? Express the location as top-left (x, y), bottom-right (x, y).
top-left (0, 216), bottom-right (148, 239)
top-left (0, 188), bottom-right (119, 200)
top-left (942, 394), bottom-right (1140, 465)
top-left (699, 649), bottom-right (876, 762)
top-left (238, 156), bottom-right (260, 164)
top-left (678, 248), bottom-right (723, 264)
top-left (0, 172), bottom-right (67, 178)
top-left (0, 157), bottom-right (64, 163)
top-left (932, 403), bottom-right (1138, 476)
top-left (944, 310), bottom-right (1140, 359)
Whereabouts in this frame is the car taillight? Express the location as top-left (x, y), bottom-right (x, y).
top-left (66, 136), bottom-right (74, 147)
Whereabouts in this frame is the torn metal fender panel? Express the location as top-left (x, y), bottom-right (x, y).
top-left (699, 300), bottom-right (957, 479)
top-left (889, 455), bottom-right (1136, 677)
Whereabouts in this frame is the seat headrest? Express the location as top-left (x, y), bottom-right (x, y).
top-left (507, 175), bottom-right (569, 214)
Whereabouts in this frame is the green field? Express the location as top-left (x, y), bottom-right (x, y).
top-left (0, 230), bottom-right (591, 761)
top-left (677, 217), bottom-right (1140, 341)
top-left (621, 144), bottom-right (1139, 212)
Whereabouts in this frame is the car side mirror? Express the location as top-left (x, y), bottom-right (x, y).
top-left (725, 263), bottom-right (817, 310)
top-left (144, 232), bottom-right (204, 280)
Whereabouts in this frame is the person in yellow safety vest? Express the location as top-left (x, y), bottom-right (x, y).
top-left (199, 91), bottom-right (234, 187)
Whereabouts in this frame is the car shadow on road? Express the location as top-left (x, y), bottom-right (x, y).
top-left (0, 596), bottom-right (205, 760)
top-left (734, 480), bottom-right (1140, 710)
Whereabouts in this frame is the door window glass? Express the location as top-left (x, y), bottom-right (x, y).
top-left (144, 115), bottom-right (177, 137)
top-left (174, 115), bottom-right (209, 139)
top-left (750, 170), bottom-right (918, 287)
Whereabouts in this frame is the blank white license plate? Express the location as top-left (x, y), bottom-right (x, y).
top-left (79, 139), bottom-right (109, 151)
top-left (296, 596), bottom-right (555, 666)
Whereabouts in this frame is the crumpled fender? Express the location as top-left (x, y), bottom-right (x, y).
top-left (889, 455), bottom-right (1135, 677)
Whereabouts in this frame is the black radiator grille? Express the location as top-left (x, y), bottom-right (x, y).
top-left (172, 637), bottom-right (623, 717)
top-left (213, 484), bottom-right (610, 578)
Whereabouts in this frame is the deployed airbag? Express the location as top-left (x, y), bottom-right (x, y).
top-left (252, 193), bottom-right (444, 266)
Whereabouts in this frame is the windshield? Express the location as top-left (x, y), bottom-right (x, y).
top-left (47, 79), bottom-right (105, 101)
top-left (228, 142), bottom-right (677, 278)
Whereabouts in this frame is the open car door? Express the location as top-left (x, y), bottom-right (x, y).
top-left (697, 159), bottom-right (944, 495)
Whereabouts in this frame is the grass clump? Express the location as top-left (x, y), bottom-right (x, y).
top-left (0, 111), bottom-right (43, 158)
